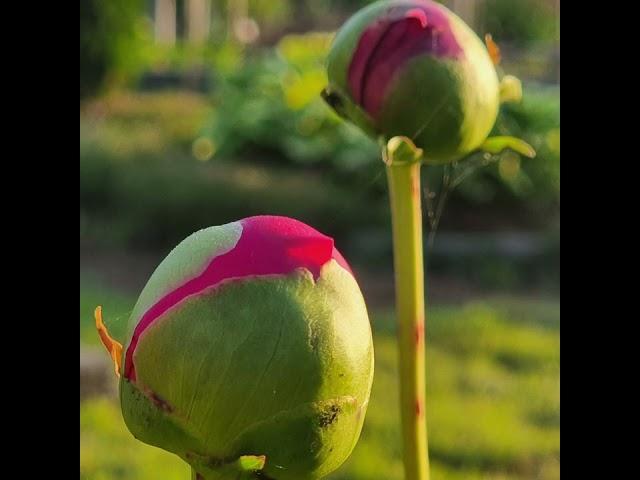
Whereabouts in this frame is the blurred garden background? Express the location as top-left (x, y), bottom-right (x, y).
top-left (80, 0), bottom-right (560, 478)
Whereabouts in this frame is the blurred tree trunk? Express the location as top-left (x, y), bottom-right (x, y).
top-left (155, 0), bottom-right (177, 44)
top-left (186, 0), bottom-right (211, 44)
top-left (227, 0), bottom-right (247, 40)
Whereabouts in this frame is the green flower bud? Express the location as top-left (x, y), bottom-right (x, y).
top-left (324, 0), bottom-right (500, 164)
top-left (96, 216), bottom-right (374, 479)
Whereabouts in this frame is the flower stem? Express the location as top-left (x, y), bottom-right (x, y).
top-left (386, 149), bottom-right (430, 480)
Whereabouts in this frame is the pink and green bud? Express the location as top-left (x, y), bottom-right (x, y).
top-left (324, 0), bottom-right (500, 163)
top-left (96, 216), bottom-right (374, 480)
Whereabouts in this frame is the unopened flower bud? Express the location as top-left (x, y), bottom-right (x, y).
top-left (325, 0), bottom-right (500, 163)
top-left (96, 216), bottom-right (374, 480)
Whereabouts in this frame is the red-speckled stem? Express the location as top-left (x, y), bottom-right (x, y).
top-left (387, 157), bottom-right (430, 480)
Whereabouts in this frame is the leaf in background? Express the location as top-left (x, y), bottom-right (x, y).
top-left (284, 69), bottom-right (327, 110)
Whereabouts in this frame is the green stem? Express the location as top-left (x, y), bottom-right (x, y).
top-left (386, 161), bottom-right (430, 480)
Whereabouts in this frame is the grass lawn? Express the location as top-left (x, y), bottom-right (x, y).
top-left (80, 277), bottom-right (559, 480)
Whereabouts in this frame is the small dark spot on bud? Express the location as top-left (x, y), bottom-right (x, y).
top-left (318, 404), bottom-right (341, 428)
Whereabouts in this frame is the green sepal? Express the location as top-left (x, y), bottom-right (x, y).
top-left (480, 136), bottom-right (536, 158)
top-left (320, 86), bottom-right (378, 138)
top-left (499, 75), bottom-right (523, 104)
top-left (188, 453), bottom-right (266, 480)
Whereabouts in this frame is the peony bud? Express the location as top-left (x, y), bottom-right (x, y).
top-left (96, 216), bottom-right (374, 480)
top-left (324, 0), bottom-right (500, 163)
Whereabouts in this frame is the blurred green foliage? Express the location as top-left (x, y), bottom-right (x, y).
top-left (80, 0), bottom-right (145, 99)
top-left (80, 111), bottom-right (558, 275)
top-left (79, 0), bottom-right (559, 99)
top-left (80, 146), bottom-right (386, 251)
top-left (203, 33), bottom-right (380, 174)
top-left (435, 84), bottom-right (560, 218)
top-left (201, 32), bottom-right (559, 216)
top-left (80, 33), bottom-right (559, 290)
top-left (80, 100), bottom-right (558, 283)
top-left (80, 280), bottom-right (559, 480)
top-left (80, 8), bottom-right (559, 289)
top-left (80, 91), bottom-right (213, 155)
top-left (480, 0), bottom-right (558, 47)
